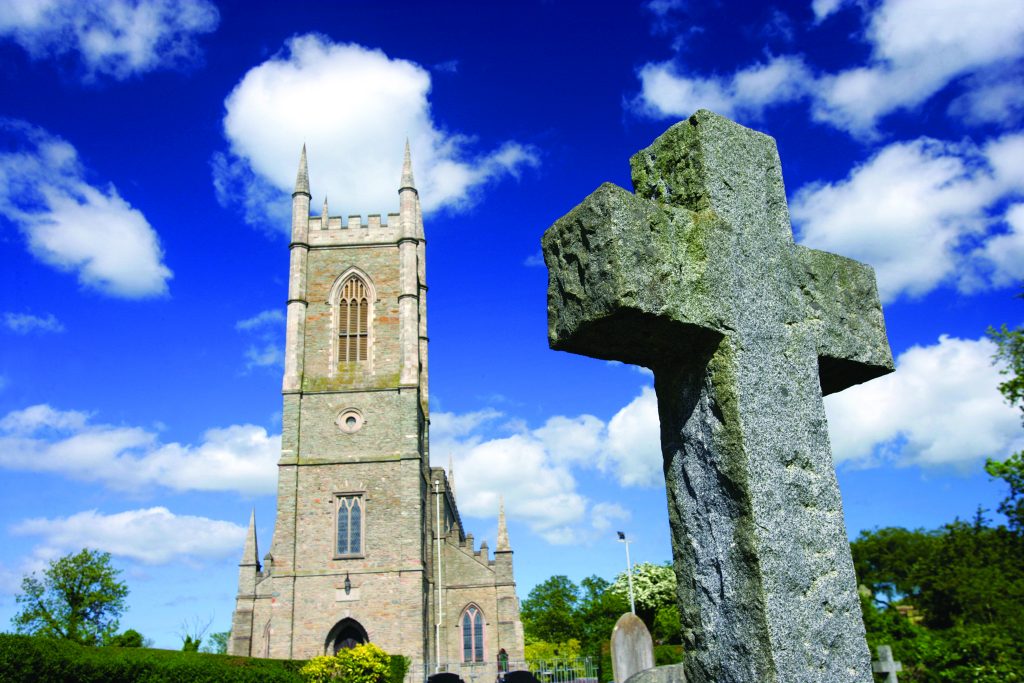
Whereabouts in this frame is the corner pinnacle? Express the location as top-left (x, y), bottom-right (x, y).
top-left (497, 496), bottom-right (510, 551)
top-left (241, 509), bottom-right (260, 568)
top-left (400, 138), bottom-right (416, 191)
top-left (294, 144), bottom-right (310, 197)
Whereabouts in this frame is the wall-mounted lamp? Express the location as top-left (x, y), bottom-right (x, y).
top-left (344, 573), bottom-right (352, 595)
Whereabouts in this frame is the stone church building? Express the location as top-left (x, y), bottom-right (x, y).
top-left (228, 144), bottom-right (526, 673)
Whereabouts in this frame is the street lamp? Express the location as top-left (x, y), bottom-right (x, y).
top-left (617, 531), bottom-right (635, 615)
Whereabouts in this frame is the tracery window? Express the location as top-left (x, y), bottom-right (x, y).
top-left (336, 494), bottom-right (364, 557)
top-left (338, 275), bottom-right (369, 363)
top-left (461, 605), bottom-right (484, 663)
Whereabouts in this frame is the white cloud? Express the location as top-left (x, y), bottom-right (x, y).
top-left (0, 0), bottom-right (219, 80)
top-left (3, 312), bottom-right (64, 334)
top-left (0, 404), bottom-right (279, 495)
top-left (635, 55), bottom-right (813, 120)
top-left (431, 387), bottom-right (663, 544)
top-left (0, 121), bottom-right (172, 298)
top-left (236, 309), bottom-right (284, 370)
top-left (634, 0), bottom-right (1024, 135)
top-left (214, 35), bottom-right (539, 233)
top-left (602, 387), bottom-right (663, 487)
top-left (792, 133), bottom-right (1024, 302)
top-left (11, 507), bottom-right (245, 565)
top-left (235, 309), bottom-right (284, 331)
top-left (812, 0), bottom-right (851, 22)
top-left (825, 335), bottom-right (1024, 469)
top-left (590, 502), bottom-right (631, 532)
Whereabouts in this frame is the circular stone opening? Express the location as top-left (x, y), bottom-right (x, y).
top-left (336, 409), bottom-right (364, 434)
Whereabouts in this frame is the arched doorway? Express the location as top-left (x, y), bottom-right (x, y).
top-left (325, 618), bottom-right (369, 654)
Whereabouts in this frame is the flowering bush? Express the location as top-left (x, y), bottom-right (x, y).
top-left (299, 643), bottom-right (391, 683)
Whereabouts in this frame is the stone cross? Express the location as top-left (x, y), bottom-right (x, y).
top-left (611, 613), bottom-right (655, 683)
top-left (542, 111), bottom-right (894, 682)
top-left (871, 645), bottom-right (902, 682)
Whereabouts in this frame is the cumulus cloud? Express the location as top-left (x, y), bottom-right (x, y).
top-left (635, 55), bottom-right (813, 121)
top-left (214, 35), bottom-right (539, 233)
top-left (431, 387), bottom-right (663, 544)
top-left (0, 404), bottom-right (279, 495)
top-left (634, 0), bottom-right (1024, 135)
top-left (825, 335), bottom-right (1024, 469)
top-left (11, 507), bottom-right (245, 565)
top-left (0, 121), bottom-right (172, 298)
top-left (792, 133), bottom-right (1024, 302)
top-left (0, 0), bottom-right (219, 80)
top-left (236, 309), bottom-right (284, 370)
top-left (3, 312), bottom-right (64, 334)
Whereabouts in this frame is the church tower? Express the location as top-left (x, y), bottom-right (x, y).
top-left (229, 144), bottom-right (524, 672)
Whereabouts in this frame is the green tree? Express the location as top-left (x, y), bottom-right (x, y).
top-left (576, 575), bottom-right (629, 653)
top-left (201, 630), bottom-right (230, 654)
top-left (985, 292), bottom-right (1024, 534)
top-left (610, 562), bottom-right (676, 633)
top-left (106, 628), bottom-right (144, 647)
top-left (12, 548), bottom-right (128, 646)
top-left (850, 526), bottom-right (938, 606)
top-left (520, 575), bottom-right (582, 643)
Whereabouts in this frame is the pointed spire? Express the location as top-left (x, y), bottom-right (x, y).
top-left (400, 138), bottom-right (416, 191)
top-left (448, 453), bottom-right (456, 499)
top-left (496, 496), bottom-right (510, 551)
top-left (322, 195), bottom-right (329, 218)
top-left (294, 144), bottom-right (310, 197)
top-left (241, 509), bottom-right (260, 568)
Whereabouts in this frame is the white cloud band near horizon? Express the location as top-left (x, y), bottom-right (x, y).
top-left (214, 35), bottom-right (539, 234)
top-left (10, 507), bottom-right (245, 566)
top-left (0, 404), bottom-right (279, 495)
top-left (0, 120), bottom-right (172, 298)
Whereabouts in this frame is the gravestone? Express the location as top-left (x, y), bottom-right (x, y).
top-left (542, 110), bottom-right (894, 682)
top-left (428, 673), bottom-right (464, 683)
top-left (871, 645), bottom-right (902, 682)
top-left (611, 613), bottom-right (655, 683)
top-left (504, 670), bottom-right (542, 683)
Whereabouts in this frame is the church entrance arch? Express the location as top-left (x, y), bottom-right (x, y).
top-left (325, 618), bottom-right (369, 654)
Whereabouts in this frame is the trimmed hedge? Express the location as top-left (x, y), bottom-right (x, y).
top-left (0, 633), bottom-right (414, 683)
top-left (0, 633), bottom-right (305, 682)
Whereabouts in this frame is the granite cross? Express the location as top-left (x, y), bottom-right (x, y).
top-left (542, 111), bottom-right (894, 683)
top-left (871, 645), bottom-right (903, 683)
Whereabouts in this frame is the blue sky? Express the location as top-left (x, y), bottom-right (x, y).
top-left (1, 0), bottom-right (1023, 650)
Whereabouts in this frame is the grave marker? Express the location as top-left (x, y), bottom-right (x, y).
top-left (543, 110), bottom-right (894, 682)
top-left (871, 645), bottom-right (902, 683)
top-left (611, 613), bottom-right (655, 683)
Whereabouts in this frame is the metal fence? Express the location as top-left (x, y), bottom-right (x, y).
top-left (408, 657), bottom-right (599, 683)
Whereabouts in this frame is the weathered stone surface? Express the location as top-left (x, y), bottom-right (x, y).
top-left (611, 613), bottom-right (655, 683)
top-left (543, 110), bottom-right (893, 682)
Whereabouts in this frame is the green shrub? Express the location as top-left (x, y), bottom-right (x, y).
top-left (299, 643), bottom-right (392, 683)
top-left (0, 633), bottom-right (305, 682)
top-left (388, 654), bottom-right (410, 683)
top-left (653, 645), bottom-right (684, 666)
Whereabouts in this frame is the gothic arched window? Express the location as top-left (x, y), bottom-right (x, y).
top-left (336, 494), bottom-right (364, 557)
top-left (337, 275), bottom-right (369, 363)
top-left (461, 604), bottom-right (484, 663)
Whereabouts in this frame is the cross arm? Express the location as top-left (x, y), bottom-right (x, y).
top-left (795, 245), bottom-right (894, 395)
top-left (541, 182), bottom-right (728, 367)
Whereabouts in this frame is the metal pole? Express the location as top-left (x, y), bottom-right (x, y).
top-left (618, 531), bottom-right (635, 614)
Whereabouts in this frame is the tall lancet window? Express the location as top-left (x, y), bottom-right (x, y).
top-left (338, 275), bottom-right (369, 363)
top-left (336, 494), bottom-right (363, 557)
top-left (461, 605), bottom-right (484, 662)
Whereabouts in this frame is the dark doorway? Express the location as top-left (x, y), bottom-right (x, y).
top-left (325, 618), bottom-right (369, 654)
